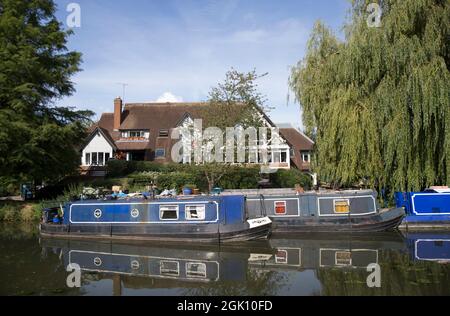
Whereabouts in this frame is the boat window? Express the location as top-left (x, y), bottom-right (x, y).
top-left (334, 199), bottom-right (350, 214)
top-left (335, 251), bottom-right (352, 266)
top-left (185, 205), bottom-right (206, 220)
top-left (160, 261), bottom-right (179, 276)
top-left (186, 262), bottom-right (207, 278)
top-left (159, 205), bottom-right (179, 220)
top-left (274, 201), bottom-right (287, 215)
top-left (275, 250), bottom-right (288, 264)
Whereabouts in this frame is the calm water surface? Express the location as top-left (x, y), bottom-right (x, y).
top-left (0, 223), bottom-right (449, 296)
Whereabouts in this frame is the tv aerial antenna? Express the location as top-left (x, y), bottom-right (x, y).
top-left (116, 82), bottom-right (129, 101)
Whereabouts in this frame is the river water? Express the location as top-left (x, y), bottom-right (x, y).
top-left (0, 223), bottom-right (449, 296)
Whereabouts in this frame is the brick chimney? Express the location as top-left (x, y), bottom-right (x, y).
top-left (114, 97), bottom-right (122, 131)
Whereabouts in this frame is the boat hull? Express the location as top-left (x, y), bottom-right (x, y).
top-left (270, 208), bottom-right (405, 234)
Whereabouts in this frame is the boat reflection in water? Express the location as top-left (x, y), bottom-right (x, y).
top-left (404, 232), bottom-right (450, 264)
top-left (41, 231), bottom-right (450, 296)
top-left (249, 233), bottom-right (406, 271)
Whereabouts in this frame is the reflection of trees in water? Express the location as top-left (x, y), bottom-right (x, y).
top-left (182, 269), bottom-right (289, 296)
top-left (317, 250), bottom-right (450, 296)
top-left (0, 222), bottom-right (39, 240)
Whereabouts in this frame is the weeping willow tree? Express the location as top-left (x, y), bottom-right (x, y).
top-left (290, 0), bottom-right (449, 192)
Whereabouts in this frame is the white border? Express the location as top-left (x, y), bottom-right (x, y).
top-left (333, 199), bottom-right (350, 214)
top-left (159, 205), bottom-right (179, 221)
top-left (414, 239), bottom-right (450, 261)
top-left (247, 197), bottom-right (301, 217)
top-left (411, 193), bottom-right (450, 216)
top-left (274, 201), bottom-right (287, 215)
top-left (318, 195), bottom-right (377, 217)
top-left (319, 248), bottom-right (379, 268)
top-left (185, 205), bottom-right (206, 221)
top-left (69, 201), bottom-right (219, 224)
top-left (186, 262), bottom-right (207, 279)
top-left (160, 260), bottom-right (180, 276)
top-left (68, 250), bottom-right (220, 281)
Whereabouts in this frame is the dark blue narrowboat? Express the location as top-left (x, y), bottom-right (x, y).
top-left (40, 195), bottom-right (272, 243)
top-left (223, 189), bottom-right (405, 233)
top-left (395, 187), bottom-right (450, 231)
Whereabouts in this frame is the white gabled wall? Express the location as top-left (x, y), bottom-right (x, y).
top-left (81, 131), bottom-right (114, 166)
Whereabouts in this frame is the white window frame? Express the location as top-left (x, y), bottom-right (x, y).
top-left (160, 260), bottom-right (180, 276)
top-left (275, 250), bottom-right (288, 264)
top-left (301, 151), bottom-right (311, 163)
top-left (274, 201), bottom-right (287, 215)
top-left (186, 262), bottom-right (207, 279)
top-left (335, 251), bottom-right (352, 266)
top-left (185, 205), bottom-right (206, 220)
top-left (159, 129), bottom-right (169, 137)
top-left (155, 148), bottom-right (166, 158)
top-left (159, 205), bottom-right (179, 220)
top-left (333, 199), bottom-right (350, 214)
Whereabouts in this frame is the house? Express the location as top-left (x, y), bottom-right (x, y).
top-left (80, 98), bottom-right (314, 175)
top-left (278, 126), bottom-right (314, 172)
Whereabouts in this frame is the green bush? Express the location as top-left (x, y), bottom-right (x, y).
top-left (0, 204), bottom-right (18, 221)
top-left (156, 172), bottom-right (197, 192)
top-left (218, 166), bottom-right (260, 189)
top-left (271, 169), bottom-right (312, 189)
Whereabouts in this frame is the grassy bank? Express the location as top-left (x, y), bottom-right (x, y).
top-left (0, 202), bottom-right (42, 222)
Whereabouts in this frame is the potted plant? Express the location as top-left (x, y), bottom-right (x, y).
top-left (182, 184), bottom-right (197, 196)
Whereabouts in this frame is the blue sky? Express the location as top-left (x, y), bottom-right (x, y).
top-left (55, 0), bottom-right (350, 129)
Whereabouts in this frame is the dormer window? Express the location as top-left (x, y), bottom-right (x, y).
top-left (159, 129), bottom-right (169, 137)
top-left (121, 130), bottom-right (149, 139)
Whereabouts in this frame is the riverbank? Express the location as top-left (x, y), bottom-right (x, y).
top-left (0, 201), bottom-right (41, 222)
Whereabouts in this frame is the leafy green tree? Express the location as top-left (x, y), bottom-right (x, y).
top-left (290, 0), bottom-right (449, 192)
top-left (0, 0), bottom-right (93, 186)
top-left (203, 68), bottom-right (270, 129)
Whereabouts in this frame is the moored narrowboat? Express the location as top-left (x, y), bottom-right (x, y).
top-left (395, 186), bottom-right (450, 231)
top-left (40, 195), bottom-right (272, 243)
top-left (222, 188), bottom-right (405, 233)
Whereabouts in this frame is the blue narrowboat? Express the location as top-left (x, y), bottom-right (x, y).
top-left (223, 189), bottom-right (405, 233)
top-left (40, 195), bottom-right (272, 243)
top-left (395, 187), bottom-right (450, 231)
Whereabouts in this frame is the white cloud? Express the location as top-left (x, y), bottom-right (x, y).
top-left (155, 92), bottom-right (184, 103)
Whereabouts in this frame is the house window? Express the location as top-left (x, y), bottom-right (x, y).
top-left (281, 151), bottom-right (287, 163)
top-left (105, 153), bottom-right (110, 163)
top-left (91, 153), bottom-right (98, 165)
top-left (334, 199), bottom-right (350, 214)
top-left (185, 205), bottom-right (206, 220)
top-left (155, 148), bottom-right (165, 158)
top-left (301, 151), bottom-right (311, 163)
top-left (290, 148), bottom-right (295, 158)
top-left (121, 130), bottom-right (149, 139)
top-left (159, 205), bottom-right (179, 220)
top-left (85, 153), bottom-right (91, 166)
top-left (98, 153), bottom-right (104, 166)
top-left (159, 129), bottom-right (169, 137)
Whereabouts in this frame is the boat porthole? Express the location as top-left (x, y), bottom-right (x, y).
top-left (131, 260), bottom-right (140, 270)
top-left (94, 209), bottom-right (102, 219)
top-left (131, 209), bottom-right (139, 218)
top-left (94, 257), bottom-right (102, 266)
